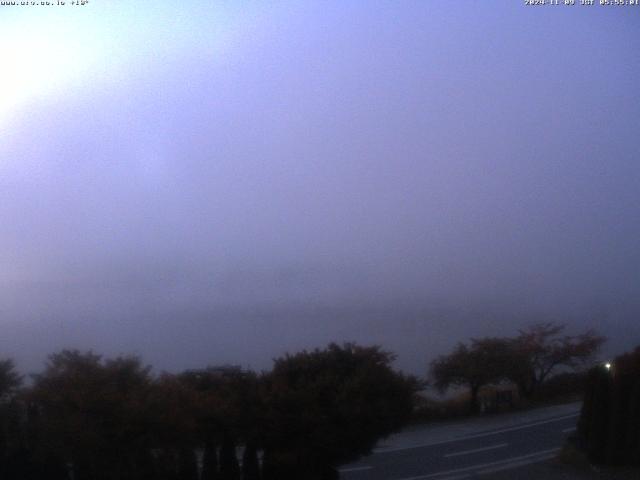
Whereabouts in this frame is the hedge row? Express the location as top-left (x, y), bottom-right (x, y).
top-left (577, 346), bottom-right (640, 465)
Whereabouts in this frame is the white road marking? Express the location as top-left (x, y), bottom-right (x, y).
top-left (449, 414), bottom-right (579, 441)
top-left (394, 447), bottom-right (561, 480)
top-left (338, 465), bottom-right (372, 473)
top-left (444, 443), bottom-right (508, 458)
top-left (562, 427), bottom-right (576, 433)
top-left (476, 453), bottom-right (557, 475)
top-left (378, 413), bottom-right (579, 453)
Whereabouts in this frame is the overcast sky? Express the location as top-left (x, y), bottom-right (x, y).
top-left (1, 1), bottom-right (638, 375)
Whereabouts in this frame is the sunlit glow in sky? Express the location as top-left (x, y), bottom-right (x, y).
top-left (0, 21), bottom-right (91, 123)
top-left (0, 3), bottom-right (245, 126)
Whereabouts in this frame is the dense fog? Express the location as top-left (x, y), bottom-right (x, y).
top-left (1, 2), bottom-right (638, 375)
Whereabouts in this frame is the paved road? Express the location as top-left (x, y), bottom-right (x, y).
top-left (339, 404), bottom-right (581, 480)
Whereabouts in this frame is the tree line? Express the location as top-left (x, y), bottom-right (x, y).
top-left (0, 322), bottom-right (606, 479)
top-left (0, 344), bottom-right (418, 480)
top-left (430, 322), bottom-right (605, 413)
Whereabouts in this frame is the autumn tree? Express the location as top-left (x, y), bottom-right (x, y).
top-left (508, 322), bottom-right (606, 399)
top-left (0, 360), bottom-right (21, 401)
top-left (430, 338), bottom-right (513, 413)
top-left (0, 359), bottom-right (23, 479)
top-left (262, 343), bottom-right (418, 480)
top-left (177, 366), bottom-right (263, 480)
top-left (143, 374), bottom-right (197, 480)
top-left (28, 350), bottom-right (155, 480)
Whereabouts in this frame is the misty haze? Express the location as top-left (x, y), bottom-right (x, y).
top-left (2, 2), bottom-right (638, 375)
top-left (0, 2), bottom-right (639, 479)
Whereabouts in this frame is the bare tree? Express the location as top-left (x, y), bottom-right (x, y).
top-left (430, 338), bottom-right (512, 413)
top-left (508, 322), bottom-right (606, 398)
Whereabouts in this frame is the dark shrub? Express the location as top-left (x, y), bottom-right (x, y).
top-left (577, 347), bottom-right (640, 466)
